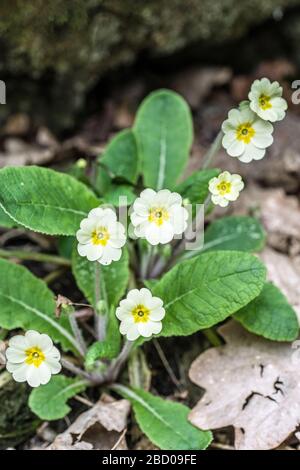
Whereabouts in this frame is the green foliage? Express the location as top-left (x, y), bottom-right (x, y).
top-left (0, 166), bottom-right (100, 235)
top-left (114, 385), bottom-right (212, 450)
top-left (234, 282), bottom-right (299, 341)
top-left (101, 129), bottom-right (139, 184)
top-left (85, 308), bottom-right (121, 366)
top-left (176, 168), bottom-right (220, 204)
top-left (0, 259), bottom-right (80, 354)
top-left (103, 184), bottom-right (136, 206)
top-left (29, 376), bottom-right (88, 420)
top-left (203, 216), bottom-right (266, 253)
top-left (152, 251), bottom-right (266, 337)
top-left (134, 90), bottom-right (193, 190)
top-left (72, 247), bottom-right (129, 308)
top-left (0, 208), bottom-right (17, 228)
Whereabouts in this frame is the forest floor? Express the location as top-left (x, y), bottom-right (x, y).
top-left (0, 56), bottom-right (300, 451)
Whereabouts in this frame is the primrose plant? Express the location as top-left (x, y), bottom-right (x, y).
top-left (0, 78), bottom-right (296, 451)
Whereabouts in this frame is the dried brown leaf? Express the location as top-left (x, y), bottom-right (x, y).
top-left (189, 321), bottom-right (300, 450)
top-left (260, 248), bottom-right (300, 321)
top-left (48, 397), bottom-right (130, 451)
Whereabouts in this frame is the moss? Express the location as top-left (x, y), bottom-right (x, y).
top-left (0, 0), bottom-right (299, 129)
top-left (0, 373), bottom-right (39, 449)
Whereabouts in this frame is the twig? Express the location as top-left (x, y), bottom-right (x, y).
top-left (210, 442), bottom-right (234, 450)
top-left (153, 339), bottom-right (182, 391)
top-left (43, 267), bottom-right (66, 285)
top-left (111, 428), bottom-right (127, 450)
top-left (74, 395), bottom-right (94, 408)
top-left (0, 248), bottom-right (71, 266)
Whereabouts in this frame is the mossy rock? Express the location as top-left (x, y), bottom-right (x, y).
top-left (0, 372), bottom-right (39, 449)
top-left (0, 0), bottom-right (299, 130)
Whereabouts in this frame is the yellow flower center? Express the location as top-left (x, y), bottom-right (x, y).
top-left (148, 207), bottom-right (169, 226)
top-left (259, 94), bottom-right (272, 110)
top-left (25, 346), bottom-right (45, 368)
top-left (91, 226), bottom-right (110, 246)
top-left (217, 181), bottom-right (232, 196)
top-left (132, 304), bottom-right (150, 323)
top-left (236, 122), bottom-right (255, 144)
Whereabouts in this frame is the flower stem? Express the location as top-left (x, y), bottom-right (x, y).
top-left (202, 131), bottom-right (223, 169)
top-left (94, 263), bottom-right (107, 341)
top-left (0, 248), bottom-right (71, 266)
top-left (69, 313), bottom-right (87, 356)
top-left (106, 340), bottom-right (133, 382)
top-left (202, 328), bottom-right (222, 347)
top-left (61, 358), bottom-right (92, 381)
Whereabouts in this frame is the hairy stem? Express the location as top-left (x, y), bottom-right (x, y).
top-left (0, 248), bottom-right (71, 266)
top-left (94, 263), bottom-right (107, 341)
top-left (69, 314), bottom-right (87, 356)
top-left (106, 340), bottom-right (133, 382)
top-left (202, 130), bottom-right (223, 169)
top-left (61, 358), bottom-right (93, 381)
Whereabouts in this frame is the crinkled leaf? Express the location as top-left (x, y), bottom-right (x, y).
top-left (0, 258), bottom-right (80, 354)
top-left (0, 166), bottom-right (100, 235)
top-left (134, 90), bottom-right (193, 190)
top-left (101, 129), bottom-right (139, 184)
top-left (29, 376), bottom-right (88, 420)
top-left (152, 251), bottom-right (266, 337)
top-left (72, 247), bottom-right (129, 308)
top-left (189, 321), bottom-right (300, 450)
top-left (234, 282), bottom-right (299, 341)
top-left (114, 385), bottom-right (212, 450)
top-left (203, 216), bottom-right (266, 253)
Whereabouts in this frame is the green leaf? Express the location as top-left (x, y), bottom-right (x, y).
top-left (95, 165), bottom-right (112, 196)
top-left (176, 168), bottom-right (220, 204)
top-left (0, 258), bottom-right (80, 354)
top-left (101, 129), bottom-right (139, 184)
top-left (0, 207), bottom-right (18, 228)
top-left (29, 376), bottom-right (88, 420)
top-left (234, 282), bottom-right (299, 341)
top-left (202, 216), bottom-right (266, 253)
top-left (72, 247), bottom-right (129, 308)
top-left (134, 89), bottom-right (193, 190)
top-left (0, 166), bottom-right (100, 235)
top-left (114, 385), bottom-right (212, 450)
top-left (85, 309), bottom-right (121, 366)
top-left (152, 251), bottom-right (266, 337)
top-left (103, 184), bottom-right (136, 206)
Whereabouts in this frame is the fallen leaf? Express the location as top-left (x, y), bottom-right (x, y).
top-left (233, 186), bottom-right (300, 256)
top-left (48, 396), bottom-right (130, 450)
top-left (172, 66), bottom-right (231, 108)
top-left (189, 320), bottom-right (300, 450)
top-left (0, 138), bottom-right (56, 167)
top-left (260, 248), bottom-right (300, 321)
